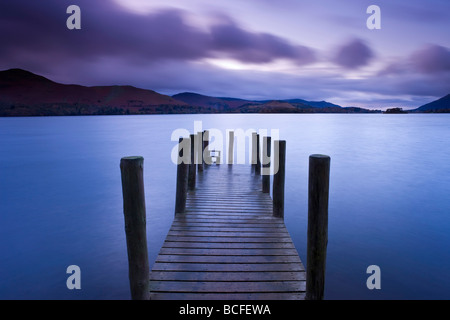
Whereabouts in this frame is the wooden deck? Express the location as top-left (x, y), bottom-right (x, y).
top-left (149, 163), bottom-right (306, 300)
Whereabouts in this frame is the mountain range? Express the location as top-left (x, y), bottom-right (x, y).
top-left (0, 68), bottom-right (447, 116)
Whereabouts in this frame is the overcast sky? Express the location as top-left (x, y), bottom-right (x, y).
top-left (1, 0), bottom-right (449, 109)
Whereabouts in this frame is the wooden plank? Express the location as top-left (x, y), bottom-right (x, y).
top-left (187, 197), bottom-right (273, 202)
top-left (179, 214), bottom-right (279, 220)
top-left (162, 241), bottom-right (296, 249)
top-left (183, 211), bottom-right (273, 216)
top-left (149, 281), bottom-right (306, 293)
top-left (171, 222), bottom-right (286, 228)
top-left (152, 262), bottom-right (305, 272)
top-left (158, 247), bottom-right (300, 256)
top-left (187, 198), bottom-right (273, 203)
top-left (149, 292), bottom-right (306, 300)
top-left (155, 255), bottom-right (301, 264)
top-left (169, 226), bottom-right (287, 233)
top-left (185, 208), bottom-right (273, 214)
top-left (173, 216), bottom-right (281, 222)
top-left (164, 236), bottom-right (293, 243)
top-left (170, 226), bottom-right (287, 232)
top-left (167, 231), bottom-right (290, 238)
top-left (150, 271), bottom-right (306, 282)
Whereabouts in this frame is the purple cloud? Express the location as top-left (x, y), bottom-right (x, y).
top-left (210, 22), bottom-right (316, 64)
top-left (410, 44), bottom-right (450, 74)
top-left (332, 38), bottom-right (374, 69)
top-left (378, 44), bottom-right (450, 77)
top-left (0, 0), bottom-right (316, 72)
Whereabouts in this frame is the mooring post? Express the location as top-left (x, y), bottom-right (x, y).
top-left (197, 132), bottom-right (204, 172)
top-left (306, 154), bottom-right (330, 300)
top-left (262, 136), bottom-right (271, 193)
top-left (255, 133), bottom-right (261, 175)
top-left (203, 130), bottom-right (210, 165)
top-left (251, 132), bottom-right (257, 171)
top-left (175, 137), bottom-right (190, 214)
top-left (188, 134), bottom-right (197, 190)
top-left (120, 156), bottom-right (150, 300)
top-left (228, 130), bottom-right (234, 165)
top-left (272, 140), bottom-right (286, 218)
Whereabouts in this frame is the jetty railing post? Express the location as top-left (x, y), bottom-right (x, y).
top-left (306, 154), bottom-right (330, 300)
top-left (255, 133), bottom-right (261, 175)
top-left (228, 130), bottom-right (234, 165)
top-left (262, 136), bottom-right (271, 193)
top-left (175, 137), bottom-right (190, 215)
top-left (203, 130), bottom-right (211, 165)
top-left (120, 156), bottom-right (150, 300)
top-left (197, 132), bottom-right (204, 172)
top-left (272, 140), bottom-right (286, 218)
top-left (251, 132), bottom-right (257, 171)
top-left (188, 134), bottom-right (196, 190)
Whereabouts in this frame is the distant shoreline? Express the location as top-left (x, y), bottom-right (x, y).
top-left (3, 111), bottom-right (450, 119)
top-left (1, 69), bottom-right (448, 117)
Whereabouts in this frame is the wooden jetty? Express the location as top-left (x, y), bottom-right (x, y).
top-left (120, 131), bottom-right (330, 300)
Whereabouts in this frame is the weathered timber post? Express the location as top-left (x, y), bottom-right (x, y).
top-left (251, 132), bottom-right (257, 171)
top-left (175, 137), bottom-right (190, 214)
top-left (197, 132), bottom-right (204, 172)
top-left (306, 154), bottom-right (330, 300)
top-left (203, 130), bottom-right (210, 165)
top-left (262, 136), bottom-right (271, 193)
top-left (272, 140), bottom-right (286, 218)
top-left (255, 133), bottom-right (261, 175)
top-left (215, 150), bottom-right (221, 165)
top-left (120, 156), bottom-right (150, 300)
top-left (188, 134), bottom-right (196, 190)
top-left (228, 130), bottom-right (234, 165)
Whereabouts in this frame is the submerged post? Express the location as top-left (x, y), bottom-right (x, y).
top-left (120, 156), bottom-right (150, 300)
top-left (175, 137), bottom-right (190, 214)
top-left (188, 134), bottom-right (196, 190)
top-left (228, 130), bottom-right (234, 165)
top-left (272, 140), bottom-right (286, 218)
top-left (262, 136), bottom-right (271, 193)
top-left (306, 154), bottom-right (330, 300)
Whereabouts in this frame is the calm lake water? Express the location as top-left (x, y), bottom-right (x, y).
top-left (1, 114), bottom-right (449, 300)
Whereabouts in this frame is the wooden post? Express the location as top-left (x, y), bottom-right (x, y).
top-left (228, 130), bottom-right (234, 165)
top-left (197, 132), bottom-right (204, 172)
top-left (203, 130), bottom-right (210, 165)
top-left (188, 134), bottom-right (196, 190)
top-left (272, 140), bottom-right (286, 218)
top-left (306, 154), bottom-right (330, 300)
top-left (255, 133), bottom-right (261, 175)
top-left (175, 137), bottom-right (189, 214)
top-left (262, 136), bottom-right (271, 193)
top-left (251, 132), bottom-right (257, 171)
top-left (217, 150), bottom-right (222, 165)
top-left (120, 156), bottom-right (150, 300)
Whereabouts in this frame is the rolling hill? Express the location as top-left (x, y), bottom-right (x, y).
top-left (0, 68), bottom-right (206, 116)
top-left (413, 94), bottom-right (450, 113)
top-left (1, 68), bottom-right (381, 116)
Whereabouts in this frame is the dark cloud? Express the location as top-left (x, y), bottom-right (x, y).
top-left (0, 0), bottom-right (316, 74)
top-left (410, 44), bottom-right (450, 74)
top-left (332, 38), bottom-right (374, 69)
top-left (378, 44), bottom-right (450, 77)
top-left (210, 23), bottom-right (315, 64)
